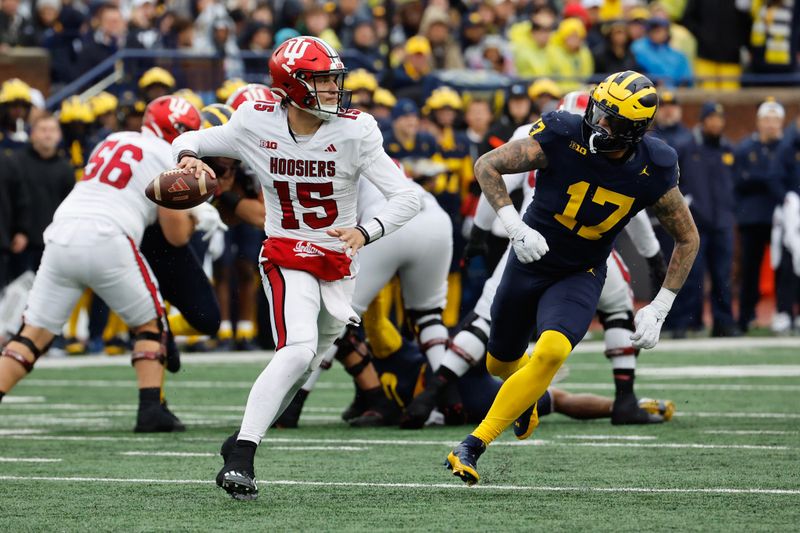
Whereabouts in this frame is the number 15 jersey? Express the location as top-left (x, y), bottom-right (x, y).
top-left (525, 110), bottom-right (678, 275)
top-left (172, 101), bottom-right (417, 253)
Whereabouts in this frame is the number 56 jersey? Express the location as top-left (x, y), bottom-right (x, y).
top-left (525, 110), bottom-right (678, 275)
top-left (172, 101), bottom-right (410, 252)
top-left (48, 130), bottom-right (174, 245)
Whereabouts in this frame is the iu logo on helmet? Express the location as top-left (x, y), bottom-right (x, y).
top-left (168, 97), bottom-right (193, 124)
top-left (282, 38), bottom-right (311, 69)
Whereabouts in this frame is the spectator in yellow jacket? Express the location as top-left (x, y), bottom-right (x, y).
top-left (547, 17), bottom-right (595, 92)
top-left (509, 7), bottom-right (557, 78)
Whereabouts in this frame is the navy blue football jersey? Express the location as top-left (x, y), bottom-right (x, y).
top-left (523, 110), bottom-right (678, 274)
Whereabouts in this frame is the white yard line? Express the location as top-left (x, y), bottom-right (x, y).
top-left (554, 435), bottom-right (657, 441)
top-left (0, 457), bottom-right (61, 462)
top-left (678, 411), bottom-right (800, 419)
top-left (0, 475), bottom-right (797, 495)
top-left (120, 446), bottom-right (369, 457)
top-left (637, 365), bottom-right (800, 378)
top-left (30, 337), bottom-right (800, 369)
top-left (1, 396), bottom-right (46, 403)
top-left (704, 430), bottom-right (799, 436)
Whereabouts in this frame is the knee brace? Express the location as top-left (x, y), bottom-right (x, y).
top-left (532, 330), bottom-right (572, 369)
top-left (449, 313), bottom-right (490, 366)
top-left (0, 322), bottom-right (53, 374)
top-left (1, 328), bottom-right (50, 373)
top-left (598, 310), bottom-right (635, 332)
top-left (131, 328), bottom-right (166, 366)
top-left (407, 307), bottom-right (448, 354)
top-left (334, 326), bottom-right (371, 377)
top-left (598, 311), bottom-right (639, 358)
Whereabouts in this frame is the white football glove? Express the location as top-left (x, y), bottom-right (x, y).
top-left (630, 288), bottom-right (675, 349)
top-left (497, 205), bottom-right (548, 263)
top-left (190, 202), bottom-right (228, 241)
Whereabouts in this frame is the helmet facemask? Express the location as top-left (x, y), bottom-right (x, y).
top-left (583, 96), bottom-right (651, 153)
top-left (292, 69), bottom-right (350, 121)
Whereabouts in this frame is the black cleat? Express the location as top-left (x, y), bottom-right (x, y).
top-left (216, 468), bottom-right (258, 500)
top-left (341, 389), bottom-right (367, 422)
top-left (439, 381), bottom-right (467, 426)
top-left (348, 398), bottom-right (401, 427)
top-left (445, 435), bottom-right (486, 485)
top-left (400, 387), bottom-right (438, 429)
top-left (134, 402), bottom-right (186, 432)
top-left (216, 433), bottom-right (258, 500)
top-left (611, 395), bottom-right (664, 425)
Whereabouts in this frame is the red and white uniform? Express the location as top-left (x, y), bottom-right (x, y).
top-left (172, 102), bottom-right (419, 355)
top-left (472, 123), bottom-right (661, 323)
top-left (352, 179), bottom-right (451, 315)
top-left (24, 130), bottom-right (170, 333)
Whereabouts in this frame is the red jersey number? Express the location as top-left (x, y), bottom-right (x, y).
top-left (274, 181), bottom-right (338, 230)
top-left (83, 140), bottom-right (144, 189)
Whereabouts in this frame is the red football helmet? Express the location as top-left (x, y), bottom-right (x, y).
top-left (225, 83), bottom-right (277, 110)
top-left (142, 95), bottom-right (201, 143)
top-left (269, 36), bottom-right (349, 120)
top-left (558, 91), bottom-right (590, 115)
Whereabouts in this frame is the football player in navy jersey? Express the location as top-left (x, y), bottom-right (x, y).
top-left (446, 71), bottom-right (700, 485)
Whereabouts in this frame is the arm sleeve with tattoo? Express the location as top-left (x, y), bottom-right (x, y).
top-left (473, 137), bottom-right (548, 212)
top-left (652, 186), bottom-right (700, 294)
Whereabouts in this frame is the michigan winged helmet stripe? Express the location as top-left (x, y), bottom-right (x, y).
top-left (592, 71), bottom-right (658, 121)
top-left (200, 103), bottom-right (234, 129)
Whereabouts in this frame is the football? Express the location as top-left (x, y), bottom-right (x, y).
top-left (145, 167), bottom-right (217, 209)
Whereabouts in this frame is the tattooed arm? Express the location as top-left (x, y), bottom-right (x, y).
top-left (473, 137), bottom-right (550, 263)
top-left (652, 186), bottom-right (700, 293)
top-left (474, 137), bottom-right (548, 211)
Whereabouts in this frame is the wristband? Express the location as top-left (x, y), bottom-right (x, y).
top-left (177, 150), bottom-right (198, 163)
top-left (217, 191), bottom-right (242, 211)
top-left (360, 218), bottom-right (385, 243)
top-left (354, 225), bottom-right (371, 245)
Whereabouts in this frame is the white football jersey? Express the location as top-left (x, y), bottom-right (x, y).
top-left (48, 130), bottom-right (173, 244)
top-left (172, 101), bottom-right (418, 252)
top-left (357, 177), bottom-right (428, 223)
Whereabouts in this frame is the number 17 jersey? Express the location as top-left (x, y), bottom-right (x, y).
top-left (524, 110), bottom-right (678, 275)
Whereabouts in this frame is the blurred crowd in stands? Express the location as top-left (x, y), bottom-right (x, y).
top-left (0, 0), bottom-right (798, 89)
top-left (1, 0), bottom-right (800, 352)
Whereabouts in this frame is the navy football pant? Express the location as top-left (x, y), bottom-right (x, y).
top-left (487, 254), bottom-right (606, 362)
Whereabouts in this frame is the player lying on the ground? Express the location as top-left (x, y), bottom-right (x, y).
top-left (403, 91), bottom-right (670, 430)
top-left (0, 95), bottom-right (202, 432)
top-left (273, 172), bottom-right (453, 428)
top-left (446, 71), bottom-right (699, 485)
top-left (274, 325), bottom-right (675, 429)
top-left (173, 36), bottom-right (420, 501)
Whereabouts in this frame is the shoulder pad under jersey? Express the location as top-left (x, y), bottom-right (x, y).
top-left (641, 135), bottom-right (679, 168)
top-left (539, 110), bottom-right (582, 137)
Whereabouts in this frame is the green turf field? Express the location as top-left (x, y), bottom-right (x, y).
top-left (1, 339), bottom-right (798, 532)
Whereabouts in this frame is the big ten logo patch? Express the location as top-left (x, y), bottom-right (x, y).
top-left (569, 140), bottom-right (588, 156)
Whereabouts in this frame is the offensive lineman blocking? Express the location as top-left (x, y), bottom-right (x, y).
top-left (0, 95), bottom-right (202, 431)
top-left (173, 36), bottom-right (420, 500)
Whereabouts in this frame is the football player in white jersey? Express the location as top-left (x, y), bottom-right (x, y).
top-left (172, 36), bottom-right (420, 500)
top-left (0, 95), bottom-right (201, 432)
top-left (272, 175), bottom-right (453, 428)
top-left (402, 91), bottom-right (672, 428)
